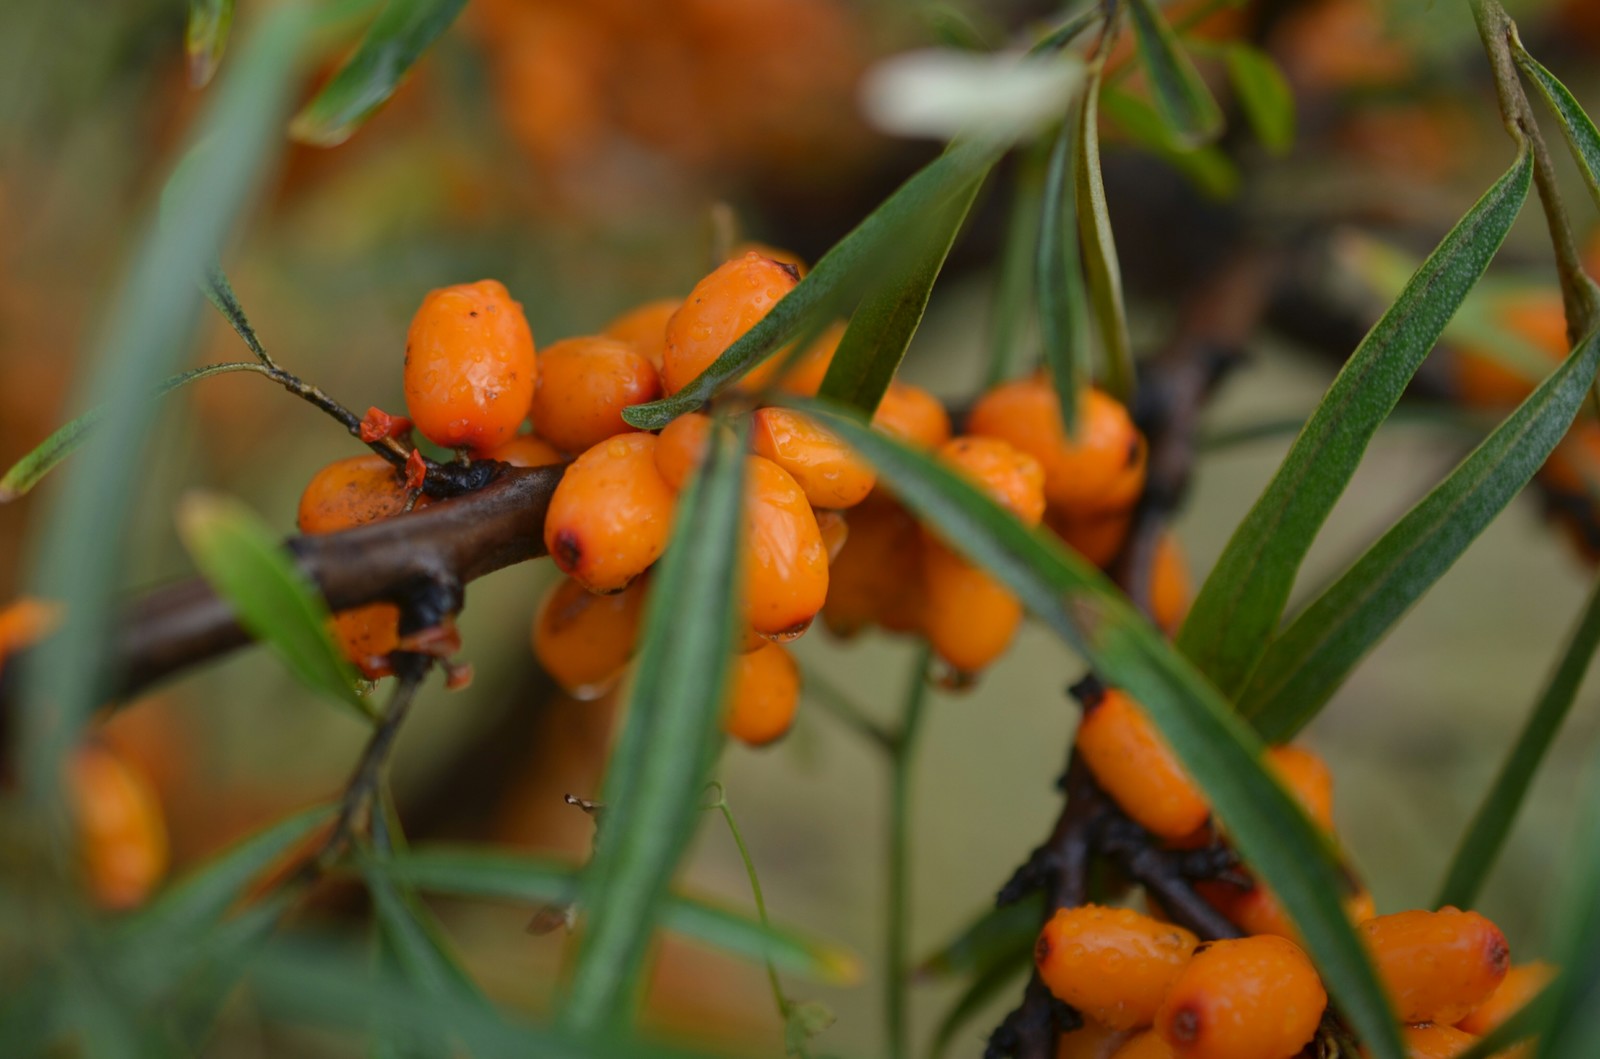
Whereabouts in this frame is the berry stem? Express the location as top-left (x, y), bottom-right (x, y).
top-left (885, 645), bottom-right (932, 1059)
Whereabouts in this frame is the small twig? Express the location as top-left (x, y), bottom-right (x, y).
top-left (800, 665), bottom-right (898, 752)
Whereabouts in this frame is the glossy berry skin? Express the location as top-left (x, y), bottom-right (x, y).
top-left (752, 407), bottom-right (875, 509)
top-left (921, 539), bottom-right (1021, 674)
top-left (822, 493), bottom-right (923, 637)
top-left (937, 436), bottom-right (1046, 525)
top-left (1360, 908), bottom-right (1510, 1025)
top-left (1076, 689), bottom-right (1210, 840)
top-left (663, 252), bottom-right (798, 394)
top-left (1150, 533), bottom-right (1190, 634)
top-left (872, 382), bottom-right (952, 449)
top-left (69, 744), bottom-right (169, 909)
top-left (1107, 1031), bottom-right (1175, 1059)
top-left (1048, 507), bottom-right (1134, 568)
top-left (1391, 1024), bottom-right (1478, 1059)
top-left (743, 455), bottom-right (829, 638)
top-left (603, 297), bottom-right (681, 370)
top-left (1455, 960), bottom-right (1554, 1035)
top-left (1155, 935), bottom-right (1326, 1059)
top-left (775, 321), bottom-right (842, 396)
top-left (403, 279), bottom-right (537, 452)
top-left (530, 335), bottom-right (661, 453)
top-left (815, 509), bottom-right (848, 562)
top-left (655, 411), bottom-right (719, 492)
top-left (724, 640), bottom-right (801, 745)
top-left (1199, 876), bottom-right (1375, 943)
top-left (544, 433), bottom-right (678, 593)
top-left (532, 575), bottom-right (648, 699)
top-left (483, 432), bottom-right (564, 468)
top-left (1265, 745), bottom-right (1335, 831)
top-left (969, 378), bottom-right (1147, 514)
top-left (1035, 904), bottom-right (1199, 1031)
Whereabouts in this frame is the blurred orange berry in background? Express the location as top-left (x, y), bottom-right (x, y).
top-left (532, 575), bottom-right (648, 699)
top-left (723, 640), bottom-right (801, 746)
top-left (69, 744), bottom-right (170, 909)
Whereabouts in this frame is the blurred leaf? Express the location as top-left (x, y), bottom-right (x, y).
top-left (559, 423), bottom-right (746, 1037)
top-left (1100, 88), bottom-right (1239, 198)
top-left (623, 139), bottom-right (1003, 430)
top-left (985, 146), bottom-right (1047, 387)
top-left (1515, 46), bottom-right (1600, 212)
top-left (930, 951), bottom-right (1031, 1059)
top-left (1532, 770), bottom-right (1600, 1059)
top-left (784, 1000), bottom-right (836, 1056)
top-left (1175, 150), bottom-right (1534, 697)
top-left (1242, 324), bottom-right (1600, 738)
top-left (1449, 985), bottom-right (1552, 1059)
top-left (816, 177), bottom-right (982, 416)
top-left (1126, 0), bottom-right (1223, 146)
top-left (1029, 6), bottom-right (1101, 55)
top-left (1435, 572), bottom-right (1600, 909)
top-left (186, 0), bottom-right (234, 87)
top-left (1036, 114), bottom-right (1091, 434)
top-left (861, 49), bottom-right (1083, 142)
top-left (793, 399), bottom-right (1405, 1059)
top-left (1076, 70), bottom-right (1136, 402)
top-left (668, 899), bottom-right (860, 986)
top-left (1224, 44), bottom-right (1294, 154)
top-left (177, 494), bottom-right (370, 717)
top-left (290, 0), bottom-right (468, 146)
top-left (917, 894), bottom-right (1043, 979)
top-left (167, 890), bottom-right (299, 1049)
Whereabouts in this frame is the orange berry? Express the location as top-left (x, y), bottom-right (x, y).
top-left (724, 640), bottom-right (801, 745)
top-left (1108, 1031), bottom-right (1176, 1059)
top-left (1200, 876), bottom-right (1374, 942)
top-left (544, 433), bottom-right (678, 593)
top-left (743, 455), bottom-right (829, 638)
top-left (68, 744), bottom-right (169, 909)
top-left (936, 435), bottom-right (1046, 526)
top-left (1150, 533), bottom-right (1190, 634)
top-left (532, 575), bottom-right (648, 699)
top-left (1061, 1022), bottom-right (1137, 1059)
top-left (483, 432), bottom-right (564, 468)
top-left (529, 335), bottom-right (662, 453)
top-left (655, 411), bottom-right (721, 492)
top-left (1452, 291), bottom-right (1567, 409)
top-left (774, 321), bottom-right (843, 396)
top-left (921, 539), bottom-right (1022, 674)
top-left (751, 407), bottom-right (875, 509)
top-left (1391, 1024), bottom-right (1479, 1059)
top-left (604, 297), bottom-right (682, 370)
top-left (1047, 507), bottom-right (1134, 568)
top-left (1359, 908), bottom-right (1510, 1024)
top-left (730, 241), bottom-right (808, 277)
top-left (1035, 904), bottom-right (1200, 1031)
top-left (815, 508), bottom-right (849, 562)
top-left (663, 252), bottom-right (798, 394)
top-left (822, 493), bottom-right (922, 637)
top-left (403, 279), bottom-right (537, 452)
top-left (1156, 935), bottom-right (1325, 1059)
top-left (1076, 689), bottom-right (1210, 840)
top-left (872, 382), bottom-right (952, 449)
top-left (969, 379), bottom-right (1147, 515)
top-left (1265, 745), bottom-right (1335, 831)
top-left (1456, 960), bottom-right (1555, 1035)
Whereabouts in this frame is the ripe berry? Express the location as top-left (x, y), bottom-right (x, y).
top-left (730, 241), bottom-right (808, 277)
top-left (1076, 689), bottom-right (1210, 840)
top-left (654, 411), bottom-right (720, 491)
top-left (969, 378), bottom-right (1147, 515)
top-left (743, 455), bottom-right (829, 638)
top-left (1150, 533), bottom-right (1190, 635)
top-left (1199, 876), bottom-right (1375, 943)
top-left (769, 320), bottom-right (843, 396)
top-left (663, 252), bottom-right (798, 394)
top-left (872, 381), bottom-right (952, 450)
top-left (69, 743), bottom-right (169, 909)
top-left (532, 575), bottom-right (648, 699)
top-left (751, 407), bottom-right (875, 509)
top-left (403, 279), bottom-right (537, 452)
top-left (530, 335), bottom-right (662, 453)
top-left (724, 640), bottom-right (802, 745)
top-left (815, 508), bottom-right (849, 562)
top-left (822, 493), bottom-right (923, 637)
top-left (1359, 908), bottom-right (1510, 1025)
top-left (1108, 1031), bottom-right (1175, 1059)
top-left (544, 433), bottom-right (678, 593)
top-left (482, 432), bottom-right (564, 468)
top-left (1155, 935), bottom-right (1326, 1059)
top-left (1035, 904), bottom-right (1199, 1031)
top-left (1047, 507), bottom-right (1134, 568)
top-left (1265, 744), bottom-right (1335, 831)
top-left (604, 297), bottom-right (682, 370)
top-left (935, 435), bottom-right (1046, 525)
top-left (1389, 1024), bottom-right (1478, 1059)
top-left (1455, 960), bottom-right (1554, 1035)
top-left (921, 539), bottom-right (1022, 674)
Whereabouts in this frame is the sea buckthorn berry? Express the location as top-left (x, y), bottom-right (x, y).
top-left (1359, 908), bottom-right (1510, 1025)
top-left (663, 252), bottom-right (798, 394)
top-left (936, 435), bottom-right (1046, 526)
top-left (1061, 1022), bottom-right (1136, 1059)
top-left (969, 378), bottom-right (1147, 515)
top-left (603, 297), bottom-right (681, 370)
top-left (872, 382), bottom-right (952, 449)
top-left (730, 241), bottom-right (808, 277)
top-left (921, 539), bottom-right (1021, 674)
top-left (69, 744), bottom-right (169, 909)
top-left (483, 432), bottom-right (564, 468)
top-left (1389, 1024), bottom-right (1479, 1059)
top-left (403, 279), bottom-right (537, 452)
top-left (544, 433), bottom-right (678, 593)
top-left (1452, 290), bottom-right (1567, 409)
top-left (822, 493), bottom-right (922, 637)
top-left (1199, 876), bottom-right (1374, 942)
top-left (1156, 935), bottom-right (1325, 1059)
top-left (532, 575), bottom-right (648, 699)
top-left (775, 321), bottom-right (843, 396)
top-left (1076, 689), bottom-right (1210, 840)
top-left (1035, 904), bottom-right (1199, 1031)
top-left (1047, 507), bottom-right (1134, 568)
top-left (752, 407), bottom-right (875, 509)
top-left (743, 455), bottom-right (829, 638)
top-left (1456, 960), bottom-right (1555, 1035)
top-left (724, 640), bottom-right (801, 746)
top-left (815, 509), bottom-right (849, 563)
top-left (1150, 533), bottom-right (1190, 634)
top-left (655, 412), bottom-right (720, 492)
top-left (1265, 745), bottom-right (1335, 831)
top-left (1107, 1031), bottom-right (1175, 1059)
top-left (529, 335), bottom-right (661, 453)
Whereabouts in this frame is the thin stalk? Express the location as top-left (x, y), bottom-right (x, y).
top-left (886, 645), bottom-right (933, 1059)
top-left (802, 663), bottom-right (897, 751)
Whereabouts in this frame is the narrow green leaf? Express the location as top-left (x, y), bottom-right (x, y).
top-left (559, 423), bottom-right (747, 1036)
top-left (1447, 983), bottom-right (1553, 1059)
top-left (793, 399), bottom-right (1406, 1059)
top-left (1029, 7), bottom-right (1101, 56)
top-left (1515, 46), bottom-right (1600, 212)
top-left (622, 139), bottom-right (1002, 430)
top-left (186, 0), bottom-right (234, 87)
top-left (1176, 150), bottom-right (1534, 696)
top-left (1076, 70), bottom-right (1136, 402)
top-left (1435, 571), bottom-right (1600, 909)
top-left (1100, 88), bottom-right (1239, 198)
top-left (290, 0), bottom-right (469, 147)
top-left (1037, 114), bottom-right (1091, 434)
top-left (0, 362), bottom-right (268, 503)
top-left (815, 176), bottom-right (982, 417)
top-left (362, 859), bottom-right (488, 1011)
top-left (930, 951), bottom-right (1031, 1059)
top-left (916, 895), bottom-right (1043, 979)
top-left (1126, 0), bottom-right (1223, 146)
top-left (665, 899), bottom-right (860, 985)
top-left (985, 146), bottom-right (1048, 388)
top-left (167, 890), bottom-right (299, 1049)
top-left (1242, 324), bottom-right (1600, 737)
top-left (1533, 770), bottom-right (1600, 1059)
top-left (1224, 44), bottom-right (1294, 154)
top-left (176, 494), bottom-right (369, 716)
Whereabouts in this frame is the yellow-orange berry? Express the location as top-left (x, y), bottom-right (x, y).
top-left (936, 435), bottom-right (1046, 526)
top-left (663, 252), bottom-right (798, 394)
top-left (724, 640), bottom-right (801, 745)
top-left (822, 493), bottom-right (922, 637)
top-left (872, 382), bottom-right (952, 449)
top-left (545, 433), bottom-right (678, 593)
top-left (743, 455), bottom-right (829, 638)
top-left (1061, 1022), bottom-right (1136, 1059)
top-left (815, 509), bottom-right (849, 562)
top-left (604, 297), bottom-right (682, 370)
top-left (969, 379), bottom-right (1147, 515)
top-left (752, 407), bottom-right (875, 509)
top-left (775, 321), bottom-right (843, 396)
top-left (1265, 745), bottom-right (1335, 831)
top-left (730, 241), bottom-right (808, 277)
top-left (1076, 689), bottom-right (1210, 840)
top-left (655, 412), bottom-right (718, 492)
top-left (1359, 908), bottom-right (1510, 1024)
top-left (69, 744), bottom-right (170, 909)
top-left (404, 279), bottom-right (537, 452)
top-left (921, 539), bottom-right (1022, 674)
top-left (1155, 935), bottom-right (1326, 1059)
top-left (1456, 961), bottom-right (1555, 1035)
top-left (1108, 1031), bottom-right (1175, 1059)
top-left (1035, 904), bottom-right (1199, 1031)
top-left (1391, 1024), bottom-right (1479, 1059)
top-left (532, 575), bottom-right (648, 699)
top-left (529, 335), bottom-right (661, 453)
top-left (1150, 533), bottom-right (1190, 634)
top-left (483, 432), bottom-right (564, 468)
top-left (1200, 876), bottom-right (1374, 943)
top-left (1047, 507), bottom-right (1134, 568)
